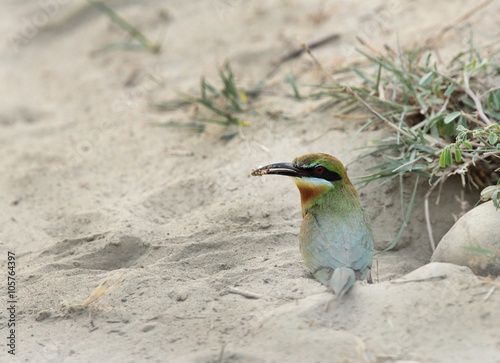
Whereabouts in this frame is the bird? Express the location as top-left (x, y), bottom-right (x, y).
top-left (252, 153), bottom-right (373, 299)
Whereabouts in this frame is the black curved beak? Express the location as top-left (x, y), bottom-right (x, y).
top-left (251, 162), bottom-right (308, 177)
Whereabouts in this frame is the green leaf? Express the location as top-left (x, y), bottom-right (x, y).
top-left (416, 94), bottom-right (428, 113)
top-left (458, 115), bottom-right (467, 129)
top-left (445, 147), bottom-right (453, 166)
top-left (481, 185), bottom-right (497, 201)
top-left (493, 190), bottom-right (500, 209)
top-left (444, 111), bottom-right (461, 124)
top-left (463, 140), bottom-right (473, 150)
top-left (487, 90), bottom-right (500, 110)
top-left (488, 132), bottom-right (498, 145)
top-left (444, 83), bottom-right (456, 97)
top-left (443, 121), bottom-right (455, 138)
top-left (430, 123), bottom-right (440, 139)
top-left (454, 145), bottom-right (462, 163)
top-left (439, 149), bottom-right (447, 168)
top-left (285, 73), bottom-right (302, 100)
top-left (419, 71), bottom-right (434, 86)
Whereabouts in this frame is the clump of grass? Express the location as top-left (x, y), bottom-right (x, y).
top-left (309, 40), bottom-right (500, 249)
top-left (442, 122), bottom-right (500, 208)
top-left (88, 0), bottom-right (163, 53)
top-left (152, 63), bottom-right (264, 131)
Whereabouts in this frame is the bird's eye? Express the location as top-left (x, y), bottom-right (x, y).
top-left (315, 166), bottom-right (324, 173)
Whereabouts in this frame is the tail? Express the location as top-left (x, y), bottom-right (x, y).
top-left (328, 267), bottom-right (356, 299)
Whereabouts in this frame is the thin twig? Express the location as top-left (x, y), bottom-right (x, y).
top-left (484, 286), bottom-right (495, 301)
top-left (217, 343), bottom-right (225, 363)
top-left (479, 85), bottom-right (500, 99)
top-left (482, 278), bottom-right (500, 288)
top-left (343, 85), bottom-right (414, 139)
top-left (278, 33), bottom-right (341, 64)
top-left (166, 149), bottom-right (195, 156)
top-left (391, 274), bottom-right (447, 284)
top-left (266, 33), bottom-right (341, 78)
top-left (300, 41), bottom-right (338, 84)
top-left (324, 296), bottom-right (335, 313)
top-left (463, 75), bottom-right (491, 126)
top-left (484, 150), bottom-right (500, 159)
top-left (227, 287), bottom-right (262, 299)
top-left (460, 111), bottom-right (488, 128)
top-left (356, 36), bottom-right (384, 58)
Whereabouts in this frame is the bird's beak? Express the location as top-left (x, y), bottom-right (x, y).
top-left (251, 162), bottom-right (308, 178)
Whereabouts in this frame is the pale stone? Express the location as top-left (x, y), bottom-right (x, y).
top-left (431, 201), bottom-right (500, 276)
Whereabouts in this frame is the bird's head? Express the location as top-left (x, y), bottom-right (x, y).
top-left (252, 153), bottom-right (356, 215)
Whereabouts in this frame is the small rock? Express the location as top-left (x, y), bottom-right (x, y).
top-left (142, 324), bottom-right (155, 332)
top-left (35, 311), bottom-right (51, 322)
top-left (175, 291), bottom-right (189, 302)
top-left (431, 201), bottom-right (500, 276)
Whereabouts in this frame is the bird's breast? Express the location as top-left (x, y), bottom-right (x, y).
top-left (299, 207), bottom-right (374, 284)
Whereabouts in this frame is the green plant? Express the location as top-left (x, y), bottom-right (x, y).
top-left (440, 122), bottom-right (500, 208)
top-left (152, 63), bottom-right (263, 131)
top-left (309, 41), bottom-right (500, 248)
top-left (88, 0), bottom-right (163, 53)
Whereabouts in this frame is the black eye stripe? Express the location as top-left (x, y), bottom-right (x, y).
top-left (304, 166), bottom-right (342, 182)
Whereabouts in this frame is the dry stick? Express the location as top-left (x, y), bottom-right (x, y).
top-left (266, 33), bottom-right (341, 78)
top-left (425, 0), bottom-right (493, 48)
top-left (356, 36), bottom-right (384, 58)
top-left (323, 296), bottom-right (336, 313)
top-left (484, 150), bottom-right (500, 159)
top-left (227, 287), bottom-right (262, 299)
top-left (484, 286), bottom-right (496, 301)
top-left (391, 274), bottom-right (447, 284)
top-left (279, 33), bottom-right (341, 63)
top-left (460, 111), bottom-right (488, 128)
top-left (217, 343), bottom-right (225, 363)
top-left (463, 75), bottom-right (492, 126)
top-left (480, 85), bottom-right (500, 99)
top-left (483, 279), bottom-right (500, 288)
top-left (344, 86), bottom-right (414, 139)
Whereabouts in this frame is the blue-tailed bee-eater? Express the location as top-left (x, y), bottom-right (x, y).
top-left (252, 153), bottom-right (373, 298)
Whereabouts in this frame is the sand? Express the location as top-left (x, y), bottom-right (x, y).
top-left (1, 1), bottom-right (500, 362)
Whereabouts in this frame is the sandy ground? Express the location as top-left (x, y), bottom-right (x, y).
top-left (1, 1), bottom-right (500, 362)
